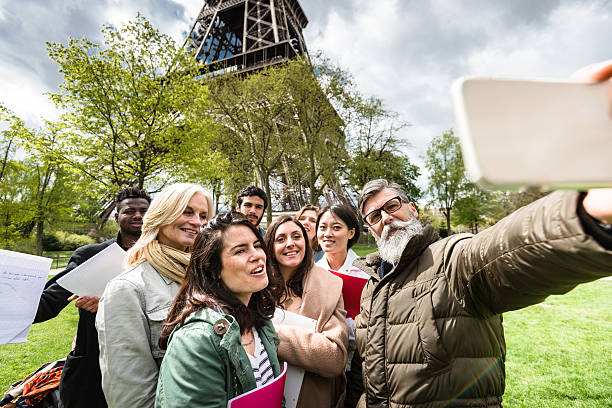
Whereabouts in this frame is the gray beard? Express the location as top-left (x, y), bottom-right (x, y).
top-left (374, 217), bottom-right (423, 265)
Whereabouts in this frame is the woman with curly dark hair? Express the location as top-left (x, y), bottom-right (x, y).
top-left (155, 212), bottom-right (284, 407)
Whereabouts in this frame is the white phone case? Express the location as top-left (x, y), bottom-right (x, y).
top-left (451, 77), bottom-right (612, 189)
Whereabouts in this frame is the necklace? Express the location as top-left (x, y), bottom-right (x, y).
top-left (241, 332), bottom-right (254, 347)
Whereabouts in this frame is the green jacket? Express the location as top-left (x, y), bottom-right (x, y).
top-left (155, 307), bottom-right (282, 408)
top-left (354, 191), bottom-right (612, 408)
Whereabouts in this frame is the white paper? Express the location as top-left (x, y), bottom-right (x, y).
top-left (57, 243), bottom-right (126, 297)
top-left (0, 249), bottom-right (52, 345)
top-left (272, 308), bottom-right (317, 408)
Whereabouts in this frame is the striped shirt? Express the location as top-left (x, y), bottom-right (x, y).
top-left (246, 330), bottom-right (274, 388)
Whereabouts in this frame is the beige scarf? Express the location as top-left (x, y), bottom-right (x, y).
top-left (144, 240), bottom-right (191, 283)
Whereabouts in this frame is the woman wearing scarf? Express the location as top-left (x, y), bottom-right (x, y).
top-left (96, 183), bottom-right (213, 408)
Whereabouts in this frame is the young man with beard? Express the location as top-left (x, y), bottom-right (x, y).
top-left (236, 185), bottom-right (268, 236)
top-left (34, 186), bottom-right (151, 408)
top-left (350, 178), bottom-right (612, 408)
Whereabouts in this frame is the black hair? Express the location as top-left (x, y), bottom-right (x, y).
top-left (115, 186), bottom-right (151, 210)
top-left (160, 211), bottom-right (283, 348)
top-left (236, 186), bottom-right (268, 211)
top-left (316, 204), bottom-right (361, 249)
top-left (264, 216), bottom-right (313, 299)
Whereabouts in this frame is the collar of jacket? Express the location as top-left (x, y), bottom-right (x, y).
top-left (355, 224), bottom-right (440, 283)
top-left (180, 307), bottom-right (281, 392)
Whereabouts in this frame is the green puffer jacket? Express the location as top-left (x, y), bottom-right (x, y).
top-left (155, 307), bottom-right (282, 408)
top-left (354, 191), bottom-right (612, 408)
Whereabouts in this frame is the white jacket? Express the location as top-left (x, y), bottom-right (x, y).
top-left (96, 261), bottom-right (180, 408)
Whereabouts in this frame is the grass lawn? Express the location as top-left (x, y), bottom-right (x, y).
top-left (0, 303), bottom-right (78, 392)
top-left (1, 279), bottom-right (609, 406)
top-left (352, 245), bottom-right (377, 257)
top-left (502, 279), bottom-right (612, 407)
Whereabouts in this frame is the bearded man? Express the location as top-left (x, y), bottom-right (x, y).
top-left (352, 179), bottom-right (612, 408)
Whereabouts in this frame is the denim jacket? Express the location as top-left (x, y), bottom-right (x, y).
top-left (96, 261), bottom-right (180, 408)
top-left (155, 307), bottom-right (282, 408)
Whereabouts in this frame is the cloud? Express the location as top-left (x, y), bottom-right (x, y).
top-left (302, 0), bottom-right (612, 191)
top-left (1, 0), bottom-right (610, 189)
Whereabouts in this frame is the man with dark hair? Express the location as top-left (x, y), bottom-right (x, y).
top-left (34, 186), bottom-right (151, 408)
top-left (236, 185), bottom-right (268, 236)
top-left (350, 179), bottom-right (612, 408)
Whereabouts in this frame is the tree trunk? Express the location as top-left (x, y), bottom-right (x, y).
top-left (35, 218), bottom-right (44, 256)
top-left (264, 175), bottom-right (273, 226)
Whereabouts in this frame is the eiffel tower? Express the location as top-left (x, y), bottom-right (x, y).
top-left (185, 0), bottom-right (309, 75)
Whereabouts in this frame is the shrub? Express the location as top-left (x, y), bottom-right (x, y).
top-left (10, 238), bottom-right (37, 254)
top-left (42, 233), bottom-right (63, 251)
top-left (62, 232), bottom-right (95, 250)
top-left (48, 231), bottom-right (95, 251)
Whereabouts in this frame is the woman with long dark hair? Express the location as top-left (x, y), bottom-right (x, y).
top-left (315, 204), bottom-right (369, 408)
top-left (155, 212), bottom-right (284, 407)
top-left (265, 215), bottom-right (348, 408)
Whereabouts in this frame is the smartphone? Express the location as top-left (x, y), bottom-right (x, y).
top-left (451, 77), bottom-right (612, 189)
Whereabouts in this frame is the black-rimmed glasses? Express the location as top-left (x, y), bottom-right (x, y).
top-left (364, 196), bottom-right (404, 225)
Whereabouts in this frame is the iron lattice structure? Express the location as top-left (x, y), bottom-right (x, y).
top-left (185, 0), bottom-right (309, 74)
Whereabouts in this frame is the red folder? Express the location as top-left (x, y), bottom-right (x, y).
top-left (328, 270), bottom-right (369, 319)
top-left (227, 362), bottom-right (287, 408)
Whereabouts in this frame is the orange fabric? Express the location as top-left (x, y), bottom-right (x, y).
top-left (22, 366), bottom-right (62, 406)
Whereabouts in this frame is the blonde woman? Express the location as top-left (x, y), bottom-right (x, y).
top-left (96, 183), bottom-right (213, 408)
top-left (295, 204), bottom-right (324, 262)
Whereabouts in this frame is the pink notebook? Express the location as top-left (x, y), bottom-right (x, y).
top-left (227, 362), bottom-right (288, 408)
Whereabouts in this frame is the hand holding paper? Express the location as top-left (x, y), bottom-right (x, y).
top-left (68, 294), bottom-right (100, 313)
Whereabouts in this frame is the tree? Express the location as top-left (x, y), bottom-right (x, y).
top-left (207, 63), bottom-right (297, 224)
top-left (280, 55), bottom-right (350, 206)
top-left (490, 190), bottom-right (548, 223)
top-left (45, 14), bottom-right (212, 216)
top-left (18, 122), bottom-right (82, 255)
top-left (345, 94), bottom-right (420, 201)
top-left (0, 103), bottom-right (20, 183)
top-left (424, 129), bottom-right (467, 232)
top-left (453, 182), bottom-right (497, 233)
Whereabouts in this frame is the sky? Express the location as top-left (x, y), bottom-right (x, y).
top-left (1, 0), bottom-right (611, 188)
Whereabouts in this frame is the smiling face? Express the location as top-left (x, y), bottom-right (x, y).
top-left (273, 221), bottom-right (306, 277)
top-left (115, 198), bottom-right (150, 238)
top-left (362, 188), bottom-right (418, 238)
top-left (297, 210), bottom-right (317, 243)
top-left (158, 192), bottom-right (209, 251)
top-left (317, 210), bottom-right (355, 257)
top-left (237, 195), bottom-right (265, 226)
top-left (220, 225), bottom-right (269, 305)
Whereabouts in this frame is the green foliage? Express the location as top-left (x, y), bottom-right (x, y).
top-left (491, 190), bottom-right (549, 223)
top-left (348, 150), bottom-right (421, 202)
top-left (453, 183), bottom-right (498, 232)
top-left (45, 14), bottom-right (213, 197)
top-left (280, 55), bottom-right (350, 205)
top-left (42, 233), bottom-right (62, 251)
top-left (424, 129), bottom-right (468, 231)
top-left (208, 61), bottom-right (302, 223)
top-left (345, 94), bottom-right (420, 201)
top-left (51, 231), bottom-right (95, 251)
